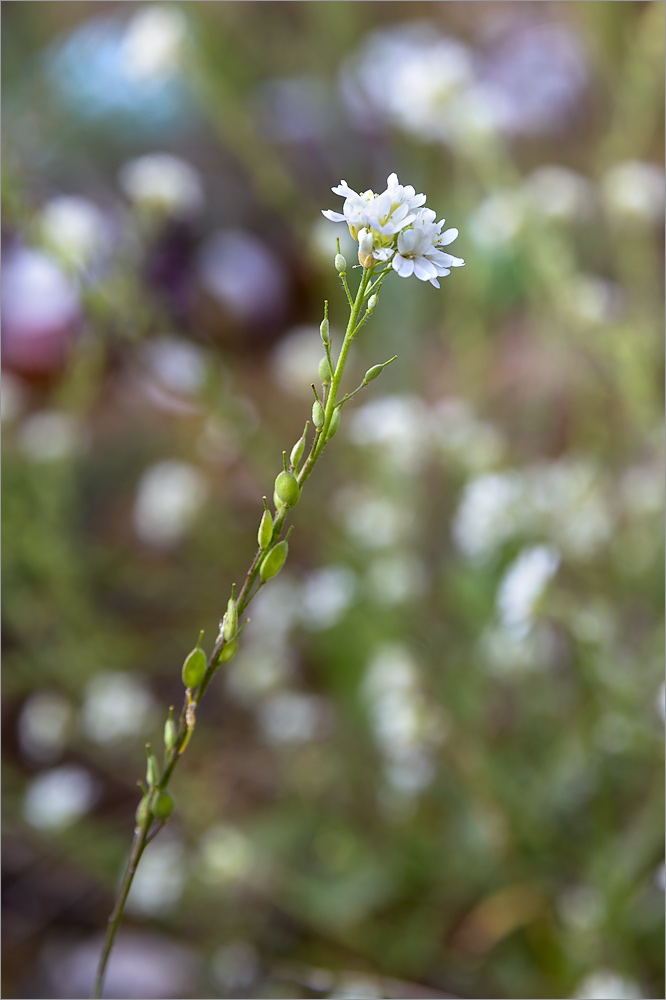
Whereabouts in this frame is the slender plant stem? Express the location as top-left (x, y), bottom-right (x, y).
top-left (92, 263), bottom-right (377, 1000)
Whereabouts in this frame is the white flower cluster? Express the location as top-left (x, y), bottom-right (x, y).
top-left (322, 173), bottom-right (464, 288)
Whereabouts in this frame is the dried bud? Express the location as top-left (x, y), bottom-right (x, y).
top-left (181, 646), bottom-right (207, 688)
top-left (274, 470), bottom-right (300, 507)
top-left (326, 405), bottom-right (341, 440)
top-left (223, 597), bottom-right (238, 641)
top-left (219, 638), bottom-right (238, 663)
top-left (312, 399), bottom-right (325, 429)
top-left (320, 316), bottom-right (330, 344)
top-left (335, 252), bottom-right (346, 274)
top-left (258, 509), bottom-right (273, 549)
top-left (318, 356), bottom-right (332, 385)
top-left (260, 539), bottom-right (289, 581)
top-left (153, 790), bottom-right (174, 820)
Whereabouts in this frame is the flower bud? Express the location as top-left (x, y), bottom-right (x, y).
top-left (258, 508), bottom-right (273, 549)
top-left (260, 539), bottom-right (288, 581)
top-left (320, 317), bottom-right (330, 344)
top-left (312, 399), bottom-right (325, 429)
top-left (164, 709), bottom-right (177, 753)
top-left (153, 790), bottom-right (174, 820)
top-left (335, 252), bottom-right (346, 274)
top-left (326, 405), bottom-right (341, 440)
top-left (223, 597), bottom-right (238, 641)
top-left (367, 294), bottom-right (378, 312)
top-left (357, 229), bottom-right (375, 268)
top-left (181, 646), bottom-right (207, 688)
top-left (318, 356), bottom-right (332, 385)
top-left (219, 638), bottom-right (238, 663)
top-left (274, 470), bottom-right (300, 507)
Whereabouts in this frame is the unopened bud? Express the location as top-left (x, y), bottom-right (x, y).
top-left (181, 646), bottom-right (207, 688)
top-left (258, 508), bottom-right (273, 549)
top-left (326, 405), bottom-right (341, 440)
top-left (260, 539), bottom-right (289, 582)
top-left (367, 294), bottom-right (378, 312)
top-left (312, 399), bottom-right (325, 429)
top-left (274, 470), bottom-right (300, 507)
top-left (152, 790), bottom-right (174, 820)
top-left (320, 317), bottom-right (330, 344)
top-left (318, 356), bottom-right (332, 384)
top-left (335, 252), bottom-right (346, 274)
top-left (223, 597), bottom-right (238, 641)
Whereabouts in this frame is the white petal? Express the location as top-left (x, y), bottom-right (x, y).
top-left (437, 253), bottom-right (465, 267)
top-left (413, 257), bottom-right (437, 280)
top-left (386, 172), bottom-right (399, 188)
top-left (392, 255), bottom-right (414, 277)
top-left (322, 210), bottom-right (347, 223)
top-left (398, 229), bottom-right (418, 253)
top-left (429, 276), bottom-right (441, 289)
top-left (440, 228), bottom-right (458, 245)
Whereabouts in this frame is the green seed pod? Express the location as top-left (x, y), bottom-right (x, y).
top-left (181, 646), bottom-right (207, 688)
top-left (223, 597), bottom-right (238, 641)
top-left (363, 364), bottom-right (383, 384)
top-left (274, 470), bottom-right (300, 507)
top-left (326, 405), bottom-right (341, 440)
top-left (290, 427), bottom-right (307, 469)
top-left (135, 795), bottom-right (150, 827)
top-left (260, 539), bottom-right (289, 582)
top-left (273, 490), bottom-right (283, 511)
top-left (164, 710), bottom-right (177, 753)
top-left (320, 316), bottom-right (330, 344)
top-left (312, 399), bottom-right (325, 429)
top-left (367, 293), bottom-right (378, 312)
top-left (146, 747), bottom-right (159, 788)
top-left (335, 252), bottom-right (346, 274)
top-left (258, 508), bottom-right (273, 549)
top-left (153, 790), bottom-right (175, 820)
top-left (318, 356), bottom-right (332, 385)
top-left (219, 638), bottom-right (238, 663)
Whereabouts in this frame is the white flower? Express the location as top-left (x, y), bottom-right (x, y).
top-left (392, 209), bottom-right (464, 287)
top-left (323, 173), bottom-right (463, 282)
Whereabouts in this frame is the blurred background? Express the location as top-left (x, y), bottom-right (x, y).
top-left (2, 2), bottom-right (664, 998)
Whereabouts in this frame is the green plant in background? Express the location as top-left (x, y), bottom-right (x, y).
top-left (93, 174), bottom-right (464, 999)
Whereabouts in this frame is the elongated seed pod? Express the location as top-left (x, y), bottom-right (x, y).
top-left (274, 470), bottom-right (300, 507)
top-left (219, 638), bottom-right (238, 663)
top-left (146, 747), bottom-right (159, 788)
top-left (326, 405), bottom-right (341, 440)
top-left (290, 430), bottom-right (307, 469)
top-left (153, 790), bottom-right (174, 820)
top-left (258, 509), bottom-right (273, 549)
top-left (260, 539), bottom-right (288, 582)
top-left (223, 597), bottom-right (238, 641)
top-left (312, 399), bottom-right (325, 429)
top-left (135, 796), bottom-right (150, 827)
top-left (164, 711), bottom-right (177, 753)
top-left (320, 316), bottom-right (330, 343)
top-left (181, 646), bottom-right (207, 688)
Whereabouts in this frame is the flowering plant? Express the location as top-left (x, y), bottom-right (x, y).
top-left (93, 176), bottom-right (463, 998)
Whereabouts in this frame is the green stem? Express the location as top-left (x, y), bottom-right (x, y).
top-left (93, 263), bottom-right (377, 1000)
